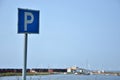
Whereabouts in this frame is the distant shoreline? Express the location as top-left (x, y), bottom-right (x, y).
top-left (0, 68), bottom-right (120, 77)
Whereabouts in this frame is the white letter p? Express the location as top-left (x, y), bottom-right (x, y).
top-left (24, 12), bottom-right (34, 31)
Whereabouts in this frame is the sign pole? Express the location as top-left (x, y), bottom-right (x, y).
top-left (22, 33), bottom-right (28, 80)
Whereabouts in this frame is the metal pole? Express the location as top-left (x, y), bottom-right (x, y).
top-left (22, 33), bottom-right (28, 80)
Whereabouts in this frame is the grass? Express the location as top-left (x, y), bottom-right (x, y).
top-left (0, 72), bottom-right (51, 77)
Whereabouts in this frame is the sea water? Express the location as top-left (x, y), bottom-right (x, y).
top-left (0, 74), bottom-right (120, 80)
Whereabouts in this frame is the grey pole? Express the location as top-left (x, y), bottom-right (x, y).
top-left (22, 33), bottom-right (28, 80)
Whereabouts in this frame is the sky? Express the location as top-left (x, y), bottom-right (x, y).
top-left (0, 0), bottom-right (120, 71)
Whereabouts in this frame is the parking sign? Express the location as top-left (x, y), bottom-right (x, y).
top-left (18, 8), bottom-right (39, 34)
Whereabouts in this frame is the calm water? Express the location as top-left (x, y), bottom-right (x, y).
top-left (0, 74), bottom-right (120, 80)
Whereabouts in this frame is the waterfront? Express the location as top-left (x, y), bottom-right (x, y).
top-left (0, 74), bottom-right (120, 80)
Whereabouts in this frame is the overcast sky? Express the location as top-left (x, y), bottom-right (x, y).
top-left (0, 0), bottom-right (120, 70)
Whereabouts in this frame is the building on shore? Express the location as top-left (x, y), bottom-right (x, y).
top-left (67, 66), bottom-right (78, 73)
top-left (67, 66), bottom-right (90, 75)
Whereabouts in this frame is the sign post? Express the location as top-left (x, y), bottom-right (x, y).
top-left (18, 8), bottom-right (39, 80)
top-left (23, 33), bottom-right (28, 80)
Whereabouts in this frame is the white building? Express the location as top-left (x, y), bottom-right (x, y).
top-left (67, 66), bottom-right (78, 73)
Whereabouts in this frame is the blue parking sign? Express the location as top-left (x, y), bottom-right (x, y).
top-left (18, 8), bottom-right (39, 34)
